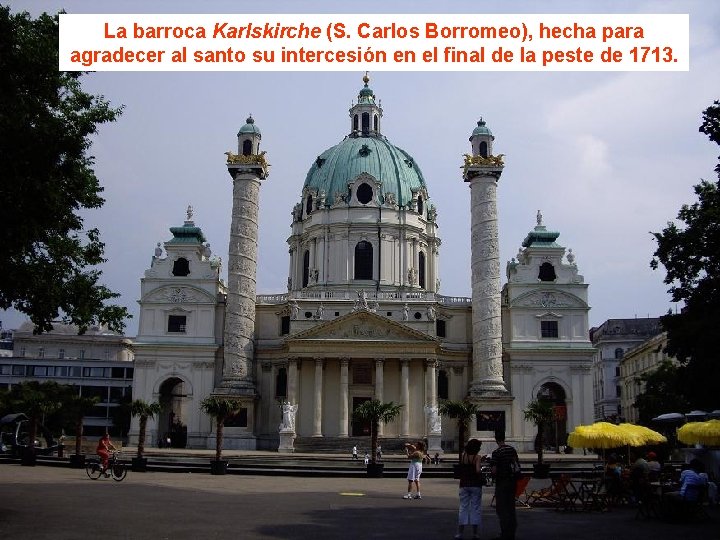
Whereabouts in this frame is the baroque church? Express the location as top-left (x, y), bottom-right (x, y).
top-left (130, 76), bottom-right (595, 453)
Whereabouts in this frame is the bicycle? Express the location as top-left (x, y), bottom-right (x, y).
top-left (86, 451), bottom-right (127, 481)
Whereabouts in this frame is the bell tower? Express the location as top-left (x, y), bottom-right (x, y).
top-left (349, 73), bottom-right (383, 137)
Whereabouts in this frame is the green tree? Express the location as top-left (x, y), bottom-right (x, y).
top-left (352, 399), bottom-right (403, 465)
top-left (438, 399), bottom-right (480, 462)
top-left (0, 6), bottom-right (128, 333)
top-left (130, 399), bottom-right (161, 459)
top-left (200, 396), bottom-right (243, 462)
top-left (65, 393), bottom-right (100, 456)
top-left (633, 360), bottom-right (690, 425)
top-left (6, 381), bottom-right (65, 457)
top-left (523, 398), bottom-right (555, 466)
top-left (651, 100), bottom-right (720, 410)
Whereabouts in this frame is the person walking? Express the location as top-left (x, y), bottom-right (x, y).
top-left (403, 441), bottom-right (425, 499)
top-left (455, 438), bottom-right (484, 540)
top-left (490, 431), bottom-right (520, 540)
top-left (352, 445), bottom-right (358, 460)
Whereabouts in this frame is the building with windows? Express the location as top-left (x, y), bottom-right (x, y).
top-left (130, 76), bottom-right (596, 452)
top-left (590, 318), bottom-right (661, 421)
top-left (619, 331), bottom-right (675, 424)
top-left (0, 322), bottom-right (134, 437)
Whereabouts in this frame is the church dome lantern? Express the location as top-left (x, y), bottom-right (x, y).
top-left (237, 115), bottom-right (262, 156)
top-left (469, 118), bottom-right (494, 158)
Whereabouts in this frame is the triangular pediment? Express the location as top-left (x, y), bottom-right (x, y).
top-left (286, 309), bottom-right (438, 343)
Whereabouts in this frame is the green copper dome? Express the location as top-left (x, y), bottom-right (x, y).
top-left (237, 116), bottom-right (261, 137)
top-left (470, 119), bottom-right (493, 139)
top-left (303, 135), bottom-right (427, 207)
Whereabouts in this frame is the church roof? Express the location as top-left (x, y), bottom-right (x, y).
top-left (303, 135), bottom-right (427, 207)
top-left (522, 225), bottom-right (561, 248)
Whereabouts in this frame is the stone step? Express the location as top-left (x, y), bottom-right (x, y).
top-left (293, 437), bottom-right (408, 454)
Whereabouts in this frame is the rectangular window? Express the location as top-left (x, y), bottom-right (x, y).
top-left (436, 319), bottom-right (446, 338)
top-left (104, 349), bottom-right (110, 360)
top-left (111, 367), bottom-right (125, 379)
top-left (55, 366), bottom-right (68, 377)
top-left (125, 368), bottom-right (134, 380)
top-left (82, 385), bottom-right (108, 401)
top-left (69, 366), bottom-right (82, 378)
top-left (168, 315), bottom-right (187, 333)
top-left (352, 364), bottom-right (372, 385)
top-left (38, 347), bottom-right (45, 358)
top-left (20, 347), bottom-right (26, 357)
top-left (58, 349), bottom-right (65, 359)
top-left (32, 366), bottom-right (47, 377)
top-left (109, 386), bottom-right (125, 403)
top-left (12, 365), bottom-right (25, 376)
top-left (540, 320), bottom-right (559, 338)
top-left (615, 366), bottom-right (621, 377)
top-left (0, 365), bottom-right (10, 375)
top-left (280, 316), bottom-right (290, 336)
top-left (616, 385), bottom-right (622, 397)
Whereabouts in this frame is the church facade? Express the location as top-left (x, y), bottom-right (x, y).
top-left (130, 77), bottom-right (595, 453)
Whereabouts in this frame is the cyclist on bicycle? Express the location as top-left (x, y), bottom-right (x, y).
top-left (96, 433), bottom-right (116, 473)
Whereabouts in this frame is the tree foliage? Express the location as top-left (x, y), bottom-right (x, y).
top-left (0, 6), bottom-right (128, 333)
top-left (352, 399), bottom-right (403, 465)
top-left (523, 398), bottom-right (555, 465)
top-left (650, 100), bottom-right (720, 410)
top-left (131, 399), bottom-right (161, 458)
top-left (438, 399), bottom-right (479, 462)
top-left (200, 396), bottom-right (243, 462)
top-left (633, 360), bottom-right (690, 425)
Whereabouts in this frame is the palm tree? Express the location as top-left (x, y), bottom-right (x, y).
top-left (66, 394), bottom-right (100, 461)
top-left (438, 399), bottom-right (480, 462)
top-left (200, 396), bottom-right (243, 463)
top-left (130, 399), bottom-right (162, 459)
top-left (352, 399), bottom-right (403, 465)
top-left (523, 398), bottom-right (556, 467)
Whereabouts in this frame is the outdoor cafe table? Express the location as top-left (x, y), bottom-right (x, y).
top-left (555, 478), bottom-right (608, 512)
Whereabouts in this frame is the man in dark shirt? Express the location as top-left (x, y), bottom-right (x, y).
top-left (490, 431), bottom-right (520, 540)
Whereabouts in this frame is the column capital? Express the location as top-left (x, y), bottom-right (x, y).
top-left (374, 357), bottom-right (385, 365)
top-left (340, 357), bottom-right (350, 367)
top-left (425, 358), bottom-right (438, 369)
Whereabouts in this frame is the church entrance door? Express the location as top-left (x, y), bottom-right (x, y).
top-left (352, 397), bottom-right (371, 436)
top-left (158, 377), bottom-right (187, 448)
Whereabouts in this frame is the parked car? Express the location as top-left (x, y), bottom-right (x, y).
top-left (0, 413), bottom-right (60, 456)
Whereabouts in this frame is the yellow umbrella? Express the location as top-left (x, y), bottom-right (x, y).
top-left (677, 419), bottom-right (720, 446)
top-left (617, 423), bottom-right (667, 446)
top-left (567, 422), bottom-right (630, 449)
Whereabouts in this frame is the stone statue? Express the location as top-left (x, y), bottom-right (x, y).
top-left (536, 209), bottom-right (543, 227)
top-left (187, 205), bottom-right (194, 221)
top-left (426, 305), bottom-right (436, 321)
top-left (314, 303), bottom-right (324, 320)
top-left (357, 289), bottom-right (369, 310)
top-left (427, 205), bottom-right (437, 222)
top-left (279, 401), bottom-right (298, 432)
top-left (371, 301), bottom-right (380, 313)
top-left (290, 300), bottom-right (300, 320)
top-left (425, 405), bottom-right (441, 434)
top-left (402, 303), bottom-right (409, 321)
top-left (203, 243), bottom-right (212, 258)
top-left (154, 242), bottom-right (163, 258)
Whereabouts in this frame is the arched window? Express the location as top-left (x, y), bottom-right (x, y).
top-left (417, 196), bottom-right (424, 215)
top-left (172, 257), bottom-right (190, 277)
top-left (418, 252), bottom-right (426, 289)
top-left (354, 241), bottom-right (373, 280)
top-left (479, 141), bottom-right (488, 158)
top-left (373, 114), bottom-right (379, 132)
top-left (305, 195), bottom-right (313, 216)
top-left (438, 370), bottom-right (449, 400)
top-left (276, 368), bottom-right (288, 398)
top-left (353, 114), bottom-right (359, 131)
top-left (302, 250), bottom-right (310, 287)
top-left (362, 112), bottom-right (370, 133)
top-left (538, 262), bottom-right (556, 282)
top-left (614, 347), bottom-right (624, 359)
top-left (242, 139), bottom-right (252, 156)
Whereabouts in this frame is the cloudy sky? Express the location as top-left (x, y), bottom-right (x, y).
top-left (3, 0), bottom-right (720, 336)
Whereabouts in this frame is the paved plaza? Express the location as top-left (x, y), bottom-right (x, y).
top-left (1, 464), bottom-right (716, 540)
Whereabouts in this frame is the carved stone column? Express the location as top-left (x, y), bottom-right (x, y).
top-left (400, 359), bottom-right (410, 437)
top-left (287, 358), bottom-right (298, 404)
top-left (375, 358), bottom-right (385, 436)
top-left (218, 156), bottom-right (268, 396)
top-left (313, 358), bottom-right (323, 437)
top-left (464, 158), bottom-right (507, 396)
top-left (339, 358), bottom-right (349, 437)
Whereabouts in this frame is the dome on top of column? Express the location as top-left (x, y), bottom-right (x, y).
top-left (237, 115), bottom-right (261, 137)
top-left (302, 75), bottom-right (428, 208)
top-left (470, 118), bottom-right (493, 140)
